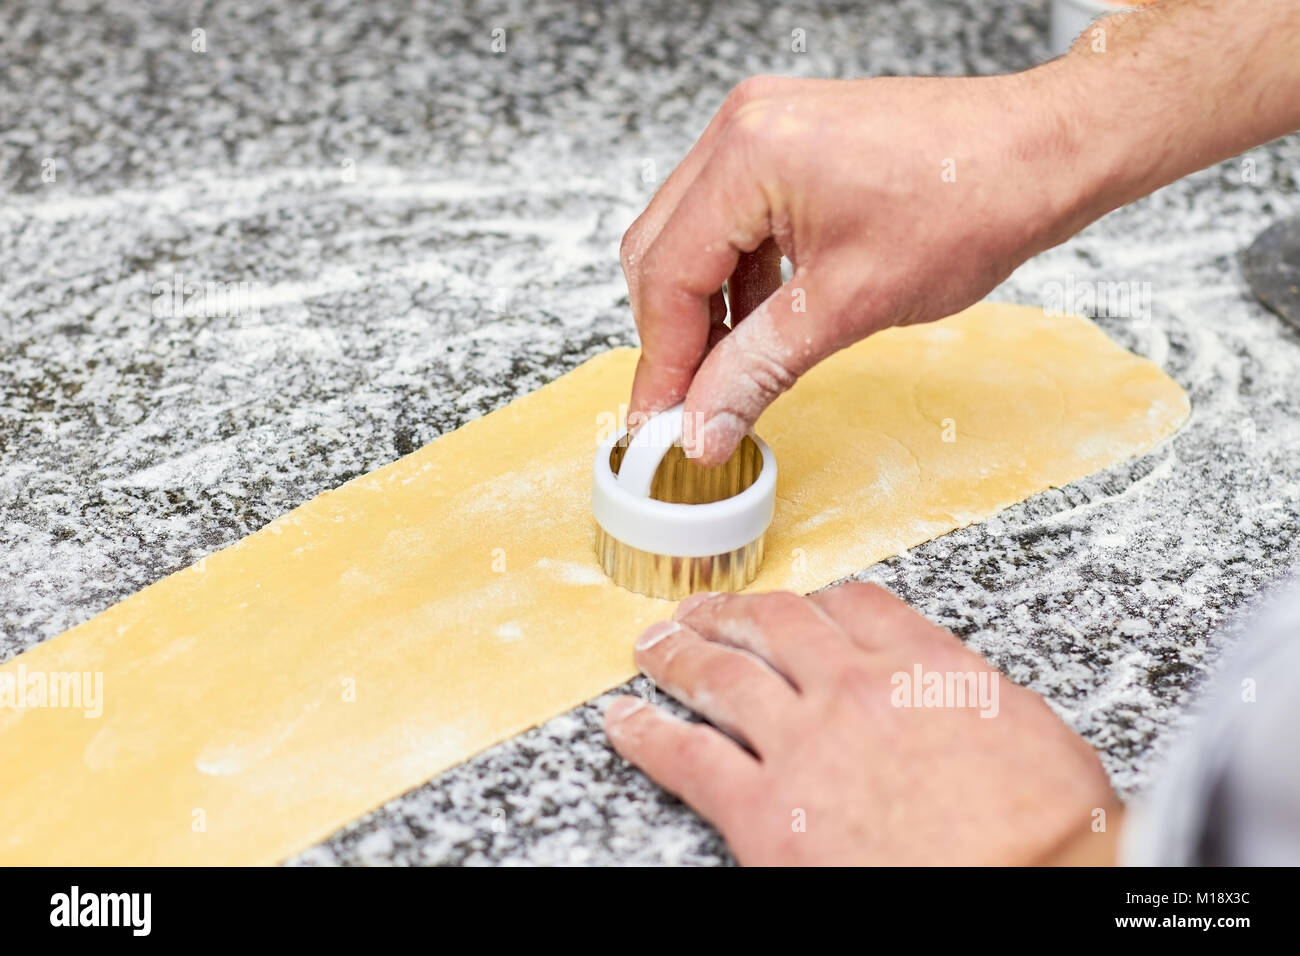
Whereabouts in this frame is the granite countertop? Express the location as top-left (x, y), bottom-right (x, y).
top-left (2, 0), bottom-right (1298, 865)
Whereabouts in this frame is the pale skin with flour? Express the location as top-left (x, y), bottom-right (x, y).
top-left (605, 0), bottom-right (1300, 865)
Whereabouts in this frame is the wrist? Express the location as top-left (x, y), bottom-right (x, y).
top-left (1034, 15), bottom-right (1172, 230)
top-left (978, 64), bottom-right (1119, 260)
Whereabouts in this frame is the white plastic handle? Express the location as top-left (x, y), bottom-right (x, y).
top-left (615, 404), bottom-right (686, 498)
top-left (592, 404), bottom-right (776, 558)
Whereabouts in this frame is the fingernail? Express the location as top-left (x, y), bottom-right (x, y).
top-left (635, 620), bottom-right (680, 651)
top-left (697, 412), bottom-right (747, 464)
top-left (674, 591), bottom-right (721, 620)
top-left (606, 696), bottom-right (648, 722)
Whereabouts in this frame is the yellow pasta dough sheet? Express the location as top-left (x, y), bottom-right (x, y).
top-left (0, 302), bottom-right (1189, 865)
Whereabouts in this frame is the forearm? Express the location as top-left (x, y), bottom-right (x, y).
top-left (1036, 0), bottom-right (1300, 247)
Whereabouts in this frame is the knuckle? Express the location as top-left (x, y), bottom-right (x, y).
top-left (673, 591), bottom-right (727, 625)
top-left (675, 724), bottom-right (717, 766)
top-left (726, 74), bottom-right (781, 112)
top-left (651, 633), bottom-right (700, 685)
top-left (750, 590), bottom-right (808, 616)
top-left (738, 346), bottom-right (799, 404)
top-left (727, 99), bottom-right (776, 150)
top-left (706, 590), bottom-right (756, 617)
top-left (692, 591), bottom-right (769, 633)
top-left (618, 223), bottom-right (644, 275)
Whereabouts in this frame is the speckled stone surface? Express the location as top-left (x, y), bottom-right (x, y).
top-left (2, 0), bottom-right (1299, 866)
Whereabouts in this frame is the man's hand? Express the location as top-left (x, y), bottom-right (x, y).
top-left (604, 582), bottom-right (1121, 865)
top-left (620, 72), bottom-right (1084, 463)
top-left (621, 0), bottom-right (1300, 465)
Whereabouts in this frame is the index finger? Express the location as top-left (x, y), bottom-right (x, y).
top-left (627, 113), bottom-right (776, 420)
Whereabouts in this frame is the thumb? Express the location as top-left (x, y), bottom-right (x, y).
top-left (682, 268), bottom-right (864, 465)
